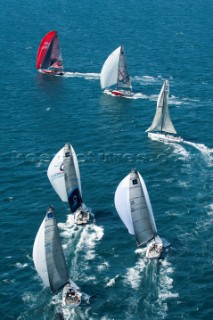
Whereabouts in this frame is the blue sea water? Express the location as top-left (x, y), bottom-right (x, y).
top-left (0, 0), bottom-right (213, 319)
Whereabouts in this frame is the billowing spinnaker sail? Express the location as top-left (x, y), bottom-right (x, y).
top-left (146, 80), bottom-right (177, 134)
top-left (36, 31), bottom-right (63, 70)
top-left (33, 217), bottom-right (49, 286)
top-left (100, 46), bottom-right (121, 89)
top-left (129, 170), bottom-right (157, 246)
top-left (117, 46), bottom-right (132, 90)
top-left (63, 144), bottom-right (82, 213)
top-left (47, 147), bottom-right (67, 202)
top-left (114, 174), bottom-right (135, 235)
top-left (33, 207), bottom-right (69, 292)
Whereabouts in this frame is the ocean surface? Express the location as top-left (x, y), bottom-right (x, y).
top-left (0, 0), bottom-right (213, 319)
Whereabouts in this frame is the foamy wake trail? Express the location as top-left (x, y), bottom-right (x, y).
top-left (156, 260), bottom-right (179, 318)
top-left (124, 255), bottom-right (146, 289)
top-left (183, 140), bottom-right (213, 165)
top-left (64, 72), bottom-right (100, 80)
top-left (131, 92), bottom-right (149, 99)
top-left (168, 142), bottom-right (190, 160)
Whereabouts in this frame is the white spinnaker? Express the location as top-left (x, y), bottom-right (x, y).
top-left (33, 218), bottom-right (49, 287)
top-left (100, 46), bottom-right (121, 89)
top-left (114, 173), bottom-right (135, 235)
top-left (47, 145), bottom-right (81, 202)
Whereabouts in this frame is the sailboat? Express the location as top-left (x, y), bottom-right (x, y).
top-left (100, 45), bottom-right (133, 97)
top-left (146, 80), bottom-right (183, 143)
top-left (33, 205), bottom-right (82, 307)
top-left (114, 169), bottom-right (163, 259)
top-left (47, 143), bottom-right (91, 225)
top-left (36, 30), bottom-right (64, 76)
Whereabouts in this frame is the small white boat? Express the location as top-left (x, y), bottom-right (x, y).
top-left (33, 206), bottom-right (82, 306)
top-left (114, 169), bottom-right (163, 259)
top-left (62, 282), bottom-right (82, 307)
top-left (47, 143), bottom-right (92, 225)
top-left (146, 80), bottom-right (183, 143)
top-left (100, 45), bottom-right (133, 97)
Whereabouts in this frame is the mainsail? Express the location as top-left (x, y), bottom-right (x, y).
top-left (33, 206), bottom-right (69, 292)
top-left (146, 80), bottom-right (177, 134)
top-left (117, 46), bottom-right (132, 90)
top-left (100, 46), bottom-right (132, 91)
top-left (115, 169), bottom-right (157, 246)
top-left (36, 31), bottom-right (63, 71)
top-left (63, 144), bottom-right (83, 213)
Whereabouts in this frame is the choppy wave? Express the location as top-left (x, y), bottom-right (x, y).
top-left (183, 141), bottom-right (213, 166)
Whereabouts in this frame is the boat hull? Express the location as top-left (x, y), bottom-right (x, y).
top-left (62, 282), bottom-right (82, 307)
top-left (38, 69), bottom-right (64, 76)
top-left (145, 239), bottom-right (163, 259)
top-left (148, 132), bottom-right (183, 143)
top-left (104, 89), bottom-right (133, 98)
top-left (74, 207), bottom-right (91, 225)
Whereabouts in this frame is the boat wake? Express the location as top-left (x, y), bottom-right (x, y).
top-left (123, 255), bottom-right (178, 320)
top-left (131, 92), bottom-right (149, 99)
top-left (183, 140), bottom-right (213, 166)
top-left (64, 72), bottom-right (100, 80)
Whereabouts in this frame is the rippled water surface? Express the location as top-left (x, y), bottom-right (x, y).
top-left (0, 1), bottom-right (212, 319)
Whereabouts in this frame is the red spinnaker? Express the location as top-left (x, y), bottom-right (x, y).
top-left (36, 31), bottom-right (63, 72)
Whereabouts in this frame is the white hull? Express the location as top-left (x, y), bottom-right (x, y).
top-left (146, 238), bottom-right (163, 259)
top-left (148, 132), bottom-right (183, 143)
top-left (74, 207), bottom-right (91, 225)
top-left (104, 89), bottom-right (133, 98)
top-left (62, 282), bottom-right (82, 307)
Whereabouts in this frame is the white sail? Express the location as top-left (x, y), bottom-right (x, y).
top-left (114, 169), bottom-right (157, 246)
top-left (100, 45), bottom-right (132, 91)
top-left (47, 147), bottom-right (67, 202)
top-left (146, 80), bottom-right (177, 134)
top-left (33, 217), bottom-right (49, 286)
top-left (100, 46), bottom-right (120, 89)
top-left (47, 144), bottom-right (81, 202)
top-left (114, 174), bottom-right (135, 235)
top-left (33, 206), bottom-right (69, 292)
